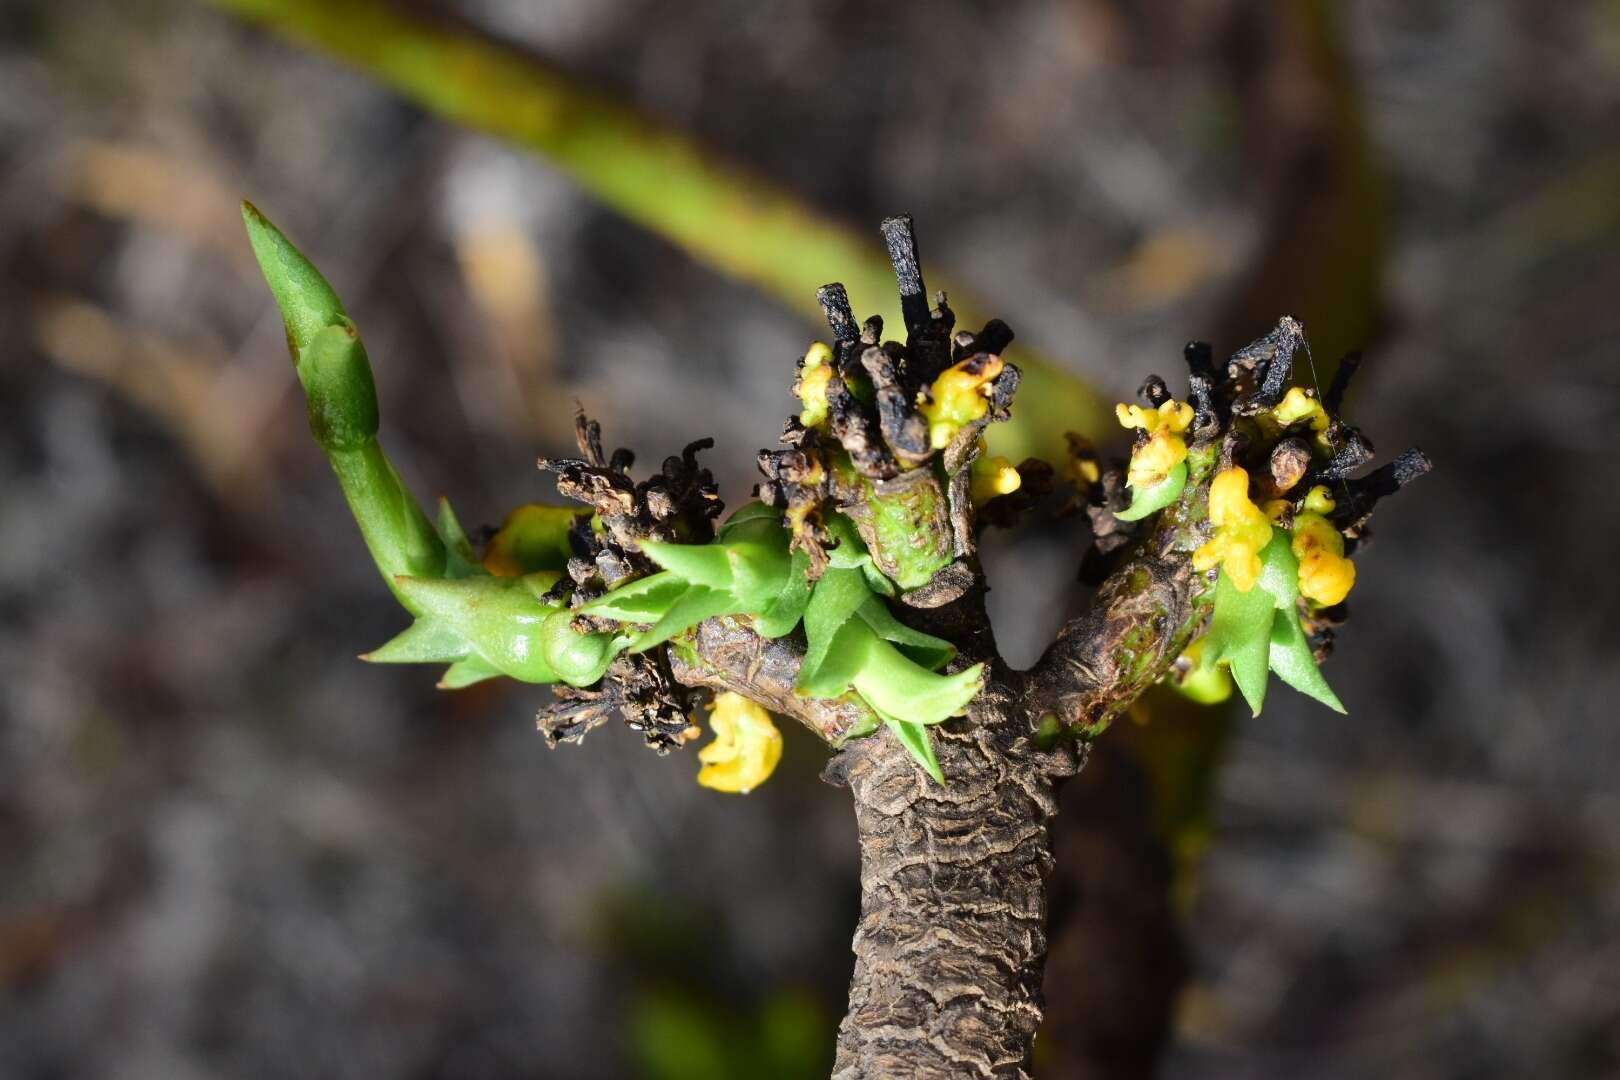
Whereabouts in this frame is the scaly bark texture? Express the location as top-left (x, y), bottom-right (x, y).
top-left (824, 699), bottom-right (1080, 1080)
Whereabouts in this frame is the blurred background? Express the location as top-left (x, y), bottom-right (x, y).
top-left (2, 1), bottom-right (1618, 1077)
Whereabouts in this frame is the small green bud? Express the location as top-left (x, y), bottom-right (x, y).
top-left (540, 608), bottom-right (620, 686)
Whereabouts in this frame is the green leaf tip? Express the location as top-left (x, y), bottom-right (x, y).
top-left (873, 706), bottom-right (945, 785)
top-left (241, 200), bottom-right (347, 359)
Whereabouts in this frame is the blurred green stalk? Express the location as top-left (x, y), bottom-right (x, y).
top-left (205, 0), bottom-right (1110, 460)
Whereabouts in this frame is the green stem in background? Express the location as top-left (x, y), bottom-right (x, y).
top-left (204, 0), bottom-right (1110, 462)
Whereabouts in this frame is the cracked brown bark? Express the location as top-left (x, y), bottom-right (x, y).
top-left (823, 700), bottom-right (1080, 1080)
top-left (663, 532), bottom-right (1205, 1078)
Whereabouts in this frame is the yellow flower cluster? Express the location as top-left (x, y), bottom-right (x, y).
top-left (1291, 510), bottom-right (1355, 606)
top-left (797, 341), bottom-right (835, 427)
top-left (1116, 399), bottom-right (1194, 489)
top-left (919, 355), bottom-right (1005, 449)
top-left (696, 692), bottom-right (783, 794)
top-left (969, 453), bottom-right (1022, 505)
top-left (1192, 467), bottom-right (1273, 592)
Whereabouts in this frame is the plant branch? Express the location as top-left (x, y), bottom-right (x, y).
top-left (667, 616), bottom-right (874, 746)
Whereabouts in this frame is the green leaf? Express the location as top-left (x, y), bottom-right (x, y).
top-left (640, 540), bottom-right (735, 589)
top-left (822, 513), bottom-right (873, 569)
top-left (437, 656), bottom-right (501, 690)
top-left (1268, 608), bottom-right (1346, 713)
top-left (1205, 567), bottom-right (1272, 715)
top-left (241, 200), bottom-right (346, 358)
top-left (860, 559), bottom-right (897, 598)
top-left (578, 571), bottom-right (688, 623)
top-left (722, 530), bottom-right (791, 612)
top-left (852, 641), bottom-right (982, 726)
top-left (1256, 532), bottom-right (1302, 610)
top-left (1115, 461), bottom-right (1188, 521)
top-left (799, 566), bottom-right (872, 679)
top-left (392, 573), bottom-right (561, 683)
top-left (437, 497), bottom-right (483, 579)
top-left (362, 615), bottom-right (469, 664)
top-left (797, 621), bottom-right (874, 699)
top-left (630, 584), bottom-right (738, 651)
top-left (871, 703), bottom-right (945, 785)
top-left (854, 596), bottom-right (954, 670)
top-left (715, 500), bottom-right (782, 539)
top-left (753, 549), bottom-right (812, 639)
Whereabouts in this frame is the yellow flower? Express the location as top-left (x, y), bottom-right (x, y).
top-left (970, 454), bottom-right (1022, 505)
top-left (1117, 399), bottom-right (1194, 489)
top-left (696, 692), bottom-right (783, 794)
top-left (1291, 512), bottom-right (1355, 606)
top-left (1268, 387), bottom-right (1333, 450)
top-left (919, 354), bottom-right (1004, 449)
top-left (1115, 399), bottom-right (1194, 435)
top-left (1192, 467), bottom-right (1273, 592)
top-left (797, 342), bottom-right (835, 427)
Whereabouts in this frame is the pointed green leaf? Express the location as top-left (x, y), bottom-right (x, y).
top-left (1115, 461), bottom-right (1188, 521)
top-left (437, 497), bottom-right (483, 579)
top-left (1268, 609), bottom-right (1346, 713)
top-left (823, 513), bottom-right (873, 569)
top-left (640, 540), bottom-right (734, 589)
top-left (871, 703), bottom-right (944, 785)
top-left (393, 574), bottom-right (560, 683)
top-left (723, 534), bottom-right (791, 612)
top-left (438, 656), bottom-right (501, 689)
top-left (800, 566), bottom-right (873, 677)
top-left (362, 615), bottom-right (469, 664)
top-left (860, 559), bottom-right (897, 597)
top-left (630, 584), bottom-right (739, 651)
top-left (852, 641), bottom-right (983, 726)
top-left (1205, 567), bottom-right (1272, 715)
top-left (855, 596), bottom-right (954, 670)
top-left (1256, 532), bottom-right (1302, 610)
top-left (578, 571), bottom-right (688, 623)
top-left (752, 549), bottom-right (812, 639)
top-left (797, 620), bottom-right (874, 699)
top-left (715, 500), bottom-right (782, 539)
top-left (242, 200), bottom-right (346, 358)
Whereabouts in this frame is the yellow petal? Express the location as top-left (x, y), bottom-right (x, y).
top-left (696, 692), bottom-right (783, 794)
top-left (1196, 468), bottom-right (1273, 592)
top-left (970, 454), bottom-right (1022, 504)
top-left (919, 355), bottom-right (1004, 449)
